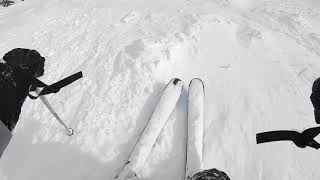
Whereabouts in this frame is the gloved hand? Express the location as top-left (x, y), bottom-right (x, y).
top-left (301, 126), bottom-right (320, 149)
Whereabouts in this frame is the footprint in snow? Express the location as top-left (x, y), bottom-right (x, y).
top-left (121, 11), bottom-right (140, 23)
top-left (219, 64), bottom-right (232, 70)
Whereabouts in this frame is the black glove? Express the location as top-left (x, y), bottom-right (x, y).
top-left (301, 127), bottom-right (320, 149)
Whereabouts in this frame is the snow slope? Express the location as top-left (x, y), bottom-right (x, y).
top-left (1, 0), bottom-right (320, 179)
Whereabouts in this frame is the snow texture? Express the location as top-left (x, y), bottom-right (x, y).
top-left (0, 0), bottom-right (320, 180)
top-left (186, 78), bottom-right (204, 180)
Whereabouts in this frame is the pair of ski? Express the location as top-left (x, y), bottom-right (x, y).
top-left (114, 78), bottom-right (205, 180)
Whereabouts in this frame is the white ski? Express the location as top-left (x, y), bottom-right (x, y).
top-left (185, 78), bottom-right (205, 180)
top-left (115, 78), bottom-right (184, 180)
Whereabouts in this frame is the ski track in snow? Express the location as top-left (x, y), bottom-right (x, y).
top-left (1, 0), bottom-right (320, 179)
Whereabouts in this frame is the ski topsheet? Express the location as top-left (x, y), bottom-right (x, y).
top-left (185, 78), bottom-right (205, 180)
top-left (115, 78), bottom-right (183, 180)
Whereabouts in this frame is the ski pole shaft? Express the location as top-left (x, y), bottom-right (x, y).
top-left (36, 89), bottom-right (74, 136)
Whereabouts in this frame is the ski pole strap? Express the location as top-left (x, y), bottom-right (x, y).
top-left (39, 71), bottom-right (83, 95)
top-left (256, 131), bottom-right (300, 144)
top-left (257, 128), bottom-right (320, 149)
top-left (28, 71), bottom-right (83, 99)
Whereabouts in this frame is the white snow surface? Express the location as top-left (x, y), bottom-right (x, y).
top-left (0, 0), bottom-right (320, 179)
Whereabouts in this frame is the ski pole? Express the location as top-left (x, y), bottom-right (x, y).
top-left (36, 89), bottom-right (74, 136)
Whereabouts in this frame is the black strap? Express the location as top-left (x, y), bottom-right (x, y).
top-left (256, 127), bottom-right (320, 149)
top-left (28, 71), bottom-right (83, 99)
top-left (257, 131), bottom-right (300, 143)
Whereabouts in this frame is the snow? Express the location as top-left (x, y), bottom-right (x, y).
top-left (0, 0), bottom-right (320, 179)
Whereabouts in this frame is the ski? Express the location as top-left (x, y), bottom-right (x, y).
top-left (185, 78), bottom-right (205, 180)
top-left (115, 78), bottom-right (184, 180)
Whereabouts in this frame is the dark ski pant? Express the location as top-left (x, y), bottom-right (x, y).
top-left (0, 119), bottom-right (12, 158)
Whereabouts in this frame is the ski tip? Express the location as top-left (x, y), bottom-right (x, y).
top-left (189, 78), bottom-right (204, 87)
top-left (172, 78), bottom-right (182, 85)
